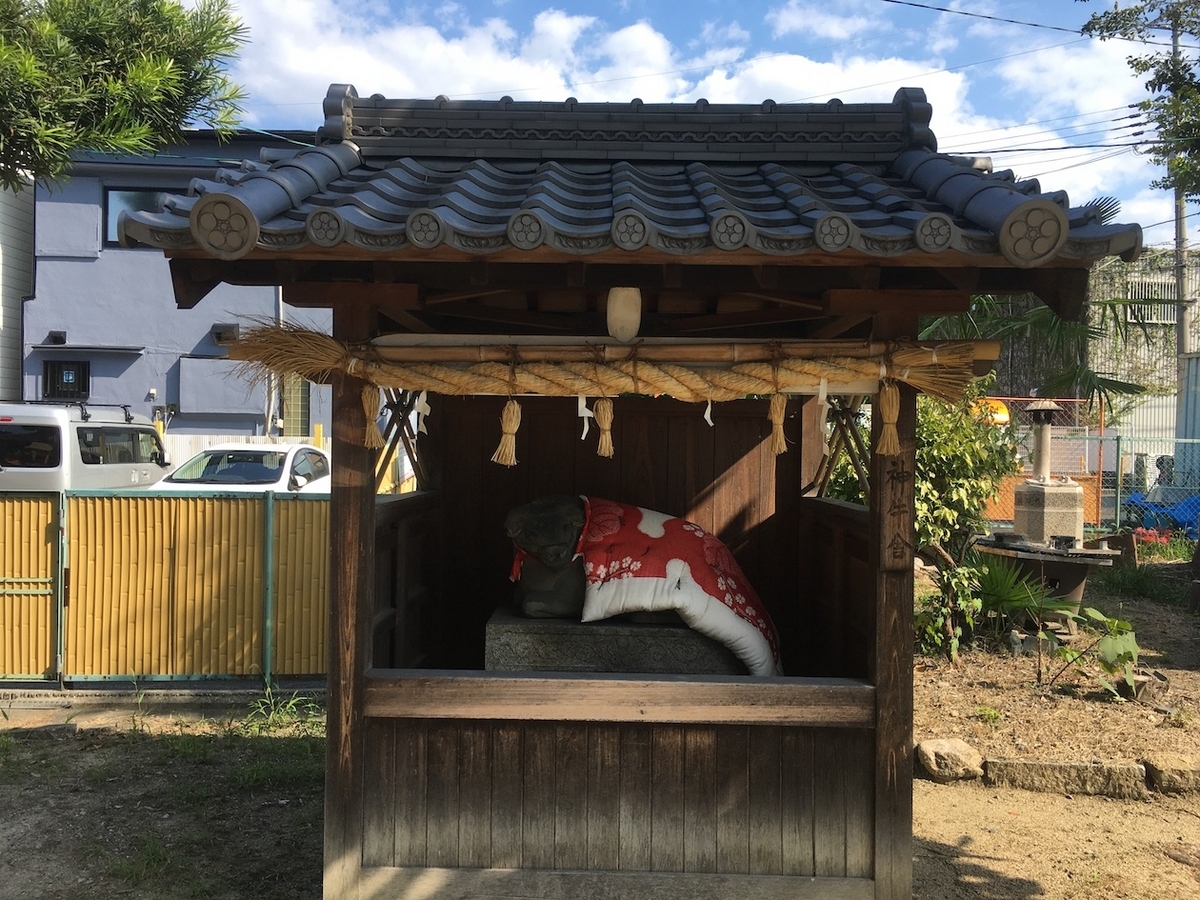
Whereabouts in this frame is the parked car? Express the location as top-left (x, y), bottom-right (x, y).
top-left (154, 443), bottom-right (330, 493)
top-left (0, 402), bottom-right (172, 491)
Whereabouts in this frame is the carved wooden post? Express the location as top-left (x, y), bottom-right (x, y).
top-left (869, 376), bottom-right (916, 900)
top-left (324, 303), bottom-right (376, 899)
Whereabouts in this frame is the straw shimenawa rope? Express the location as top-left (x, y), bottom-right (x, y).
top-left (228, 323), bottom-right (980, 461)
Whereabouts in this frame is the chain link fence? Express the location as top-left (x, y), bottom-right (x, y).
top-left (983, 429), bottom-right (1200, 537)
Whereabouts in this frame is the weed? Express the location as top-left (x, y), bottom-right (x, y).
top-left (0, 733), bottom-right (16, 775)
top-left (1164, 709), bottom-right (1192, 729)
top-left (1092, 564), bottom-right (1188, 604)
top-left (108, 833), bottom-right (170, 883)
top-left (974, 705), bottom-right (1003, 725)
top-left (231, 736), bottom-right (324, 790)
top-left (160, 730), bottom-right (213, 763)
top-left (245, 684), bottom-right (323, 735)
top-left (128, 673), bottom-right (149, 735)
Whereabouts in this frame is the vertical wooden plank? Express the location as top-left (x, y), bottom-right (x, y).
top-left (665, 411), bottom-right (694, 517)
top-left (845, 729), bottom-right (876, 878)
top-left (425, 720), bottom-right (461, 867)
top-left (748, 726), bottom-right (782, 875)
top-left (870, 377), bottom-right (916, 900)
top-left (682, 726), bottom-right (717, 874)
top-left (687, 402), bottom-right (716, 533)
top-left (523, 722), bottom-right (557, 869)
top-left (491, 722), bottom-right (523, 868)
top-left (650, 725), bottom-right (685, 872)
top-left (458, 721), bottom-right (493, 868)
top-left (554, 724), bottom-right (588, 870)
top-left (618, 724), bottom-right (652, 871)
top-left (586, 724), bottom-right (621, 871)
top-left (393, 719), bottom-right (428, 867)
top-left (780, 727), bottom-right (815, 876)
top-left (575, 399), bottom-right (622, 501)
top-left (324, 303), bottom-right (375, 900)
top-left (361, 719), bottom-right (396, 867)
top-left (620, 406), bottom-right (667, 511)
top-left (813, 730), bottom-right (848, 877)
top-left (714, 725), bottom-right (749, 874)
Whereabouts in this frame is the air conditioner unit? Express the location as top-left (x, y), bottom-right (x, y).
top-left (210, 323), bottom-right (240, 346)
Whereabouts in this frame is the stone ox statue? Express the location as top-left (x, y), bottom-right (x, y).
top-left (505, 495), bottom-right (782, 676)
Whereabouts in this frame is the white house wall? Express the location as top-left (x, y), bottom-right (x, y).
top-left (0, 186), bottom-right (34, 401)
top-left (29, 142), bottom-right (331, 435)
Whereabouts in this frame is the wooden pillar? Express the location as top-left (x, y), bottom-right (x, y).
top-left (869, 315), bottom-right (916, 900)
top-left (324, 303), bottom-right (376, 899)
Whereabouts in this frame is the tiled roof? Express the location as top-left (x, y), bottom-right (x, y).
top-left (119, 85), bottom-right (1142, 270)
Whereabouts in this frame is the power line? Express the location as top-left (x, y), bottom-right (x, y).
top-left (878, 0), bottom-right (1200, 49)
top-left (878, 0), bottom-right (1079, 34)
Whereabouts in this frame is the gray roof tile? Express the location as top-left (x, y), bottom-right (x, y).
top-left (119, 84), bottom-right (1142, 267)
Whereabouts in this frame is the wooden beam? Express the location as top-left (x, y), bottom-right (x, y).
top-left (283, 282), bottom-right (419, 309)
top-left (169, 258), bottom-right (221, 309)
top-left (824, 289), bottom-right (970, 315)
top-left (669, 309), bottom-right (823, 333)
top-left (363, 671), bottom-right (875, 727)
top-left (356, 868), bottom-right (874, 900)
top-left (806, 315), bottom-right (872, 339)
top-left (324, 302), bottom-right (376, 900)
top-left (425, 300), bottom-right (583, 331)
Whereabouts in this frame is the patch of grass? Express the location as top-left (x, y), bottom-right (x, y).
top-left (158, 730), bottom-right (214, 763)
top-left (1091, 563), bottom-right (1189, 604)
top-left (0, 733), bottom-right (17, 776)
top-left (974, 705), bottom-right (1003, 726)
top-left (231, 735), bottom-right (324, 790)
top-left (244, 685), bottom-right (324, 736)
top-left (108, 833), bottom-right (170, 883)
top-left (1164, 709), bottom-right (1193, 729)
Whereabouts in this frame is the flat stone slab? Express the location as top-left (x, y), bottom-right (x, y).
top-left (1142, 753), bottom-right (1200, 794)
top-left (484, 608), bottom-right (747, 675)
top-left (985, 759), bottom-right (1149, 799)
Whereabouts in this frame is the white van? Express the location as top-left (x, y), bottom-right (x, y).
top-left (0, 403), bottom-right (172, 491)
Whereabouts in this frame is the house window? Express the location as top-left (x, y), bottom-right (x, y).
top-left (281, 374), bottom-right (310, 437)
top-left (43, 361), bottom-right (90, 400)
top-left (104, 189), bottom-right (164, 244)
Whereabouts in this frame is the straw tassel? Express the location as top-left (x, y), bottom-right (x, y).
top-left (876, 379), bottom-right (901, 456)
top-left (768, 393), bottom-right (788, 455)
top-left (594, 397), bottom-right (615, 458)
top-left (491, 399), bottom-right (522, 466)
top-left (361, 385), bottom-right (385, 449)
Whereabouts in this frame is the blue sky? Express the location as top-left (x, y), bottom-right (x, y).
top-left (221, 0), bottom-right (1185, 246)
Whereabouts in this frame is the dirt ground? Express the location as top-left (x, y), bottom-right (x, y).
top-left (911, 560), bottom-right (1200, 899)
top-left (0, 568), bottom-right (1197, 899)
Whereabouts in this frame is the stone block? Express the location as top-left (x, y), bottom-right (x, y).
top-left (1013, 480), bottom-right (1084, 542)
top-left (1142, 753), bottom-right (1200, 794)
top-left (916, 738), bottom-right (984, 783)
top-left (984, 759), bottom-right (1148, 799)
top-left (484, 608), bottom-right (747, 675)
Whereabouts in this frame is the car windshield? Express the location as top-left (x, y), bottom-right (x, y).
top-left (167, 449), bottom-right (286, 485)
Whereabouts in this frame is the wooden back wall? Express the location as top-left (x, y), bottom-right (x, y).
top-left (419, 395), bottom-right (810, 672)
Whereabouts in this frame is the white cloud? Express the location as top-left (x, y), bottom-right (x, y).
top-left (218, 0), bottom-right (1179, 241)
top-left (765, 1), bottom-right (875, 42)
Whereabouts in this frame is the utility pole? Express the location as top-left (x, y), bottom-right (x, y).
top-left (1173, 20), bottom-right (1193, 362)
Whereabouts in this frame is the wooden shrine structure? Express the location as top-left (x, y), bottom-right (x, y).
top-left (121, 85), bottom-right (1142, 900)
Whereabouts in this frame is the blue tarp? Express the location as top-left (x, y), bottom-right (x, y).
top-left (1123, 491), bottom-right (1200, 538)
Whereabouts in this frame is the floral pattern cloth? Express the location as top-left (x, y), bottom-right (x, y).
top-left (572, 496), bottom-right (781, 676)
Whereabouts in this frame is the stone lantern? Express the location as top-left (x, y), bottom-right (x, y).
top-left (1013, 398), bottom-right (1084, 542)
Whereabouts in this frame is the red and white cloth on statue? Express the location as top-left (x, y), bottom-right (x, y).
top-left (573, 496), bottom-right (781, 676)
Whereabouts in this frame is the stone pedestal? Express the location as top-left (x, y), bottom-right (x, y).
top-left (1013, 478), bottom-right (1084, 543)
top-left (484, 608), bottom-right (747, 675)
